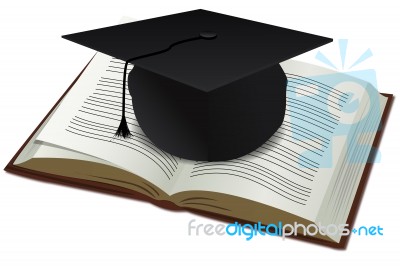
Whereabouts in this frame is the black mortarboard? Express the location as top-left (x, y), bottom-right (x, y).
top-left (62, 9), bottom-right (332, 161)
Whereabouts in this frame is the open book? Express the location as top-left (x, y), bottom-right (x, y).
top-left (6, 52), bottom-right (392, 247)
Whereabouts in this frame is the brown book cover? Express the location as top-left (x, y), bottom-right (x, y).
top-left (4, 61), bottom-right (394, 249)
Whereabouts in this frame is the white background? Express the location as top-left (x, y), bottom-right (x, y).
top-left (1, 0), bottom-right (399, 265)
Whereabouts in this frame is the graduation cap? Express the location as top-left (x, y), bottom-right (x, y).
top-left (63, 9), bottom-right (332, 161)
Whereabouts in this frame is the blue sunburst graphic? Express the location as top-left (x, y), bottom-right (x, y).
top-left (315, 39), bottom-right (373, 71)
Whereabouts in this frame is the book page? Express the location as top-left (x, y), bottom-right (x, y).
top-left (37, 53), bottom-right (183, 193)
top-left (171, 60), bottom-right (386, 222)
top-left (315, 94), bottom-right (387, 243)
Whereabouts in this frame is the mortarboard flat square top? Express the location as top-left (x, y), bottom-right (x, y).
top-left (63, 9), bottom-right (333, 161)
top-left (63, 9), bottom-right (331, 91)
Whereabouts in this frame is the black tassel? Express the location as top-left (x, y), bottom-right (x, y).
top-left (115, 60), bottom-right (132, 138)
top-left (115, 115), bottom-right (132, 138)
